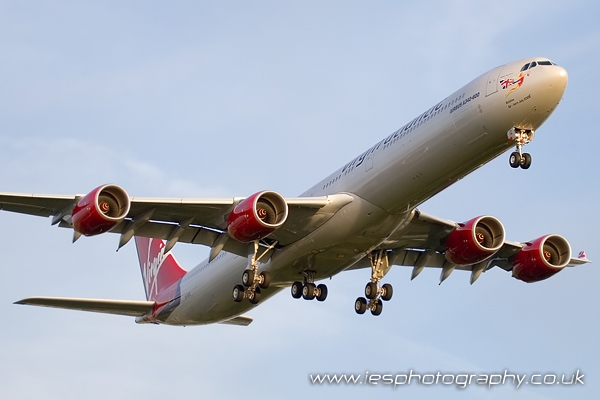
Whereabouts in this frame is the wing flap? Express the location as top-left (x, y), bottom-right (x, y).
top-left (14, 296), bottom-right (155, 317)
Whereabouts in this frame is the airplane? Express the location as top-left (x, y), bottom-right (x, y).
top-left (2, 57), bottom-right (590, 326)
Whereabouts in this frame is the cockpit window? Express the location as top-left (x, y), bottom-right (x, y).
top-left (520, 60), bottom-right (556, 72)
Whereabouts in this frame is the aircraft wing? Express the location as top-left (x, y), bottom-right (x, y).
top-left (0, 190), bottom-right (354, 255)
top-left (14, 296), bottom-right (254, 326)
top-left (349, 208), bottom-right (590, 283)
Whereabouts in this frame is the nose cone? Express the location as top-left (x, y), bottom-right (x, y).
top-left (550, 65), bottom-right (568, 98)
top-left (533, 65), bottom-right (568, 115)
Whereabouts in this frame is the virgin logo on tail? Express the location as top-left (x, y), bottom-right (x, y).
top-left (142, 239), bottom-right (166, 299)
top-left (135, 237), bottom-right (187, 301)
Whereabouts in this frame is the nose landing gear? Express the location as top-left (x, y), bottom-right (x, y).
top-left (508, 128), bottom-right (534, 169)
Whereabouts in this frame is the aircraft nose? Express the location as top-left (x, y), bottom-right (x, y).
top-left (534, 65), bottom-right (568, 112)
top-left (545, 65), bottom-right (569, 101)
top-left (551, 65), bottom-right (568, 94)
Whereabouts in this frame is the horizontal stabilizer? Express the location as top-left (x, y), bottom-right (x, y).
top-left (14, 296), bottom-right (155, 317)
top-left (218, 315), bottom-right (253, 326)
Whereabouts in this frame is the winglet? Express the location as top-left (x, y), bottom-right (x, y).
top-left (576, 250), bottom-right (591, 263)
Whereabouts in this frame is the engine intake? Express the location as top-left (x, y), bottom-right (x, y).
top-left (227, 191), bottom-right (288, 243)
top-left (71, 184), bottom-right (131, 236)
top-left (512, 234), bottom-right (571, 283)
top-left (445, 216), bottom-right (505, 265)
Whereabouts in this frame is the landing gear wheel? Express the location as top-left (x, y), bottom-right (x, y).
top-left (316, 284), bottom-right (328, 302)
top-left (381, 283), bottom-right (393, 301)
top-left (302, 283), bottom-right (316, 300)
top-left (291, 281), bottom-right (303, 299)
top-left (365, 282), bottom-right (378, 299)
top-left (242, 269), bottom-right (255, 287)
top-left (355, 297), bottom-right (367, 314)
top-left (232, 285), bottom-right (245, 302)
top-left (509, 152), bottom-right (522, 168)
top-left (371, 299), bottom-right (383, 316)
top-left (521, 153), bottom-right (532, 169)
top-left (259, 271), bottom-right (271, 289)
top-left (249, 289), bottom-right (261, 304)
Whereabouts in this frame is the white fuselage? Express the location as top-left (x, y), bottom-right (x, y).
top-left (155, 57), bottom-right (568, 325)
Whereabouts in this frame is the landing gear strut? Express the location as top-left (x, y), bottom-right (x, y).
top-left (355, 250), bottom-right (393, 316)
top-left (232, 240), bottom-right (277, 304)
top-left (508, 128), bottom-right (534, 169)
top-left (291, 270), bottom-right (328, 302)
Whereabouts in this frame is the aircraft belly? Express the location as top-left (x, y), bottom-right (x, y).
top-left (162, 253), bottom-right (287, 325)
top-left (266, 195), bottom-right (404, 283)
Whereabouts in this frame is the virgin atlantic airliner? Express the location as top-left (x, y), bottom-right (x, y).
top-left (1, 57), bottom-right (589, 326)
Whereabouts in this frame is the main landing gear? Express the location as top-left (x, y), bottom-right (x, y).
top-left (355, 250), bottom-right (393, 316)
top-left (232, 240), bottom-right (276, 305)
top-left (291, 270), bottom-right (328, 302)
top-left (508, 128), bottom-right (534, 169)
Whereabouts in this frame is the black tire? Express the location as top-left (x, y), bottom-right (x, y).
top-left (249, 290), bottom-right (261, 304)
top-left (259, 271), bottom-right (271, 289)
top-left (291, 281), bottom-right (303, 299)
top-left (509, 152), bottom-right (522, 168)
top-left (381, 283), bottom-right (393, 301)
top-left (365, 282), bottom-right (378, 299)
top-left (316, 284), bottom-right (328, 302)
top-left (242, 269), bottom-right (255, 287)
top-left (232, 285), bottom-right (245, 302)
top-left (355, 297), bottom-right (367, 314)
top-left (371, 299), bottom-right (383, 316)
top-left (302, 283), bottom-right (316, 300)
top-left (521, 153), bottom-right (532, 169)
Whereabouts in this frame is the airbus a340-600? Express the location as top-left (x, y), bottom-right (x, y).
top-left (2, 57), bottom-right (589, 326)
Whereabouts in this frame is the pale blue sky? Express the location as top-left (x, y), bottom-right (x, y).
top-left (1, 1), bottom-right (599, 399)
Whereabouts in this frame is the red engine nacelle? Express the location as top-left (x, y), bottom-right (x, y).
top-left (71, 184), bottom-right (131, 236)
top-left (512, 234), bottom-right (571, 283)
top-left (227, 191), bottom-right (288, 243)
top-left (445, 216), bottom-right (505, 265)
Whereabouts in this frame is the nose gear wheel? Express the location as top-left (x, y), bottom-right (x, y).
top-left (507, 128), bottom-right (534, 169)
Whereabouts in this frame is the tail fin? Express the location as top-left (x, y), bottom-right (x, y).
top-left (134, 237), bottom-right (187, 301)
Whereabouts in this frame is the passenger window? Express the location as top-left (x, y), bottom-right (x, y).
top-left (520, 63), bottom-right (530, 71)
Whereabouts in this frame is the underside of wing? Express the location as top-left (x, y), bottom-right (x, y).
top-left (0, 187), bottom-right (355, 256)
top-left (350, 208), bottom-right (590, 285)
top-left (14, 296), bottom-right (155, 317)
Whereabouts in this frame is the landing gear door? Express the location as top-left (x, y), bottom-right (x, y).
top-left (485, 66), bottom-right (503, 97)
